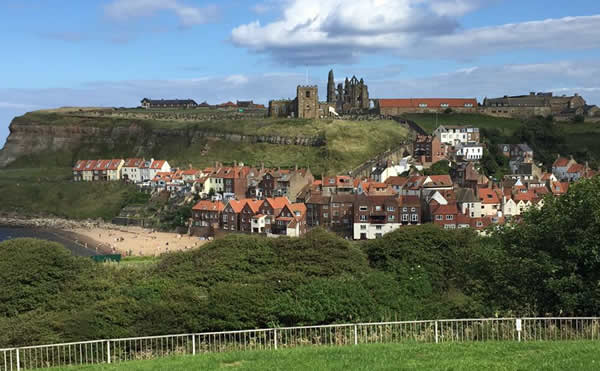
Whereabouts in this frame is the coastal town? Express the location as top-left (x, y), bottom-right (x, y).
top-left (62, 70), bottom-right (599, 242)
top-left (72, 127), bottom-right (596, 241)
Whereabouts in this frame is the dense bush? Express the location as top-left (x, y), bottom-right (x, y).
top-left (2, 179), bottom-right (600, 347)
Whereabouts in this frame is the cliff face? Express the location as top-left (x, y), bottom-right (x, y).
top-left (0, 114), bottom-right (325, 168)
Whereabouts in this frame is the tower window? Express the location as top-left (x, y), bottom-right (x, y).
top-left (306, 91), bottom-right (311, 98)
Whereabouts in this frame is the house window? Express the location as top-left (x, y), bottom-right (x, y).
top-left (389, 215), bottom-right (395, 221)
top-left (360, 215), bottom-right (367, 221)
top-left (411, 214), bottom-right (418, 222)
top-left (402, 214), bottom-right (409, 222)
top-left (446, 215), bottom-right (454, 220)
top-left (359, 206), bottom-right (368, 211)
top-left (375, 206), bottom-right (382, 211)
top-left (360, 225), bottom-right (367, 230)
top-left (403, 207), bottom-right (408, 212)
top-left (476, 221), bottom-right (483, 227)
top-left (387, 207), bottom-right (395, 212)
top-left (436, 215), bottom-right (443, 221)
top-left (376, 226), bottom-right (382, 230)
top-left (411, 207), bottom-right (416, 212)
top-left (332, 203), bottom-right (339, 208)
top-left (323, 213), bottom-right (329, 218)
top-left (419, 103), bottom-right (428, 108)
top-left (441, 103), bottom-right (449, 108)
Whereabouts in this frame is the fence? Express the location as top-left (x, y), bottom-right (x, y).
top-left (1, 317), bottom-right (599, 370)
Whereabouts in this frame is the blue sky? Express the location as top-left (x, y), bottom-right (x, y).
top-left (1, 0), bottom-right (600, 146)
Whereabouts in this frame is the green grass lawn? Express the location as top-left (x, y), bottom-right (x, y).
top-left (49, 341), bottom-right (600, 371)
top-left (0, 167), bottom-right (146, 220)
top-left (400, 113), bottom-right (524, 135)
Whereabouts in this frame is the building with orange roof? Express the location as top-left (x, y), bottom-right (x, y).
top-left (552, 156), bottom-right (577, 180)
top-left (149, 160), bottom-right (171, 180)
top-left (222, 199), bottom-right (248, 231)
top-left (107, 159), bottom-right (125, 181)
top-left (477, 187), bottom-right (503, 217)
top-left (82, 160), bottom-right (97, 182)
top-left (272, 203), bottom-right (308, 237)
top-left (550, 181), bottom-right (569, 196)
top-left (565, 163), bottom-right (586, 182)
top-left (191, 200), bottom-right (225, 228)
top-left (72, 160), bottom-right (88, 181)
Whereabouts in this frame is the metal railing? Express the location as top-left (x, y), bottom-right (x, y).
top-left (1, 317), bottom-right (599, 370)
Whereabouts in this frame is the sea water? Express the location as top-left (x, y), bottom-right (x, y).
top-left (0, 227), bottom-right (99, 256)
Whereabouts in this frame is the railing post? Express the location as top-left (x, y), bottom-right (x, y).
top-left (435, 321), bottom-right (439, 344)
top-left (192, 335), bottom-right (196, 355)
top-left (274, 329), bottom-right (278, 350)
top-left (107, 340), bottom-right (111, 364)
top-left (354, 325), bottom-right (358, 345)
top-left (16, 349), bottom-right (20, 371)
top-left (516, 319), bottom-right (522, 342)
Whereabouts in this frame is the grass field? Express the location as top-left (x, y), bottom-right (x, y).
top-left (49, 341), bottom-right (600, 371)
top-left (0, 167), bottom-right (146, 220)
top-left (400, 113), bottom-right (524, 135)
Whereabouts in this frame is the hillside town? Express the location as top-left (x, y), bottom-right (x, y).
top-left (73, 120), bottom-right (598, 240)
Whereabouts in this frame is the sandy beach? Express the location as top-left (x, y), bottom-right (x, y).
top-left (0, 215), bottom-right (208, 257)
top-left (66, 225), bottom-right (207, 256)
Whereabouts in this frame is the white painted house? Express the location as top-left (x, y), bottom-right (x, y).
top-left (148, 160), bottom-right (171, 180)
top-left (433, 125), bottom-right (480, 145)
top-left (122, 158), bottom-right (144, 183)
top-left (456, 143), bottom-right (484, 161)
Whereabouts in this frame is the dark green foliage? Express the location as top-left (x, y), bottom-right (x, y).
top-left (424, 160), bottom-right (450, 175)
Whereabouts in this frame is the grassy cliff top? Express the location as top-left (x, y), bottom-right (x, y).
top-left (6, 110), bottom-right (411, 175)
top-left (18, 109), bottom-right (407, 139)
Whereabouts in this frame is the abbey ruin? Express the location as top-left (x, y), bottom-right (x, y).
top-left (268, 70), bottom-right (370, 119)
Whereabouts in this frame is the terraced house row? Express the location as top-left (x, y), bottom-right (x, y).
top-left (72, 158), bottom-right (171, 182)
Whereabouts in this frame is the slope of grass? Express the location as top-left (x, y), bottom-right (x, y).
top-left (51, 341), bottom-right (600, 371)
top-left (400, 113), bottom-right (523, 135)
top-left (0, 168), bottom-right (147, 220)
top-left (8, 112), bottom-right (409, 175)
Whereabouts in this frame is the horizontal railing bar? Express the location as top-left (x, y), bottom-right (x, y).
top-left (2, 317), bottom-right (599, 353)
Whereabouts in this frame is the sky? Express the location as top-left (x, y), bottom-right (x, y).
top-left (1, 0), bottom-right (600, 146)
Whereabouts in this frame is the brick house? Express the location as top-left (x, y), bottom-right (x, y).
top-left (414, 135), bottom-right (448, 165)
top-left (353, 195), bottom-right (398, 240)
top-left (430, 201), bottom-right (459, 230)
top-left (222, 199), bottom-right (247, 232)
top-left (240, 200), bottom-right (264, 233)
top-left (192, 200), bottom-right (225, 228)
top-left (273, 203), bottom-right (308, 237)
top-left (305, 194), bottom-right (331, 227)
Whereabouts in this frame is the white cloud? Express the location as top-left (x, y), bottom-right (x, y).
top-left (105, 0), bottom-right (218, 27)
top-left (0, 102), bottom-right (39, 109)
top-left (231, 0), bottom-right (600, 65)
top-left (224, 74), bottom-right (249, 85)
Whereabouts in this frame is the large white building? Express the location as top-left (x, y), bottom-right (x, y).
top-left (433, 125), bottom-right (480, 145)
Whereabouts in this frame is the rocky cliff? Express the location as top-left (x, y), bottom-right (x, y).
top-left (0, 112), bottom-right (325, 168)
